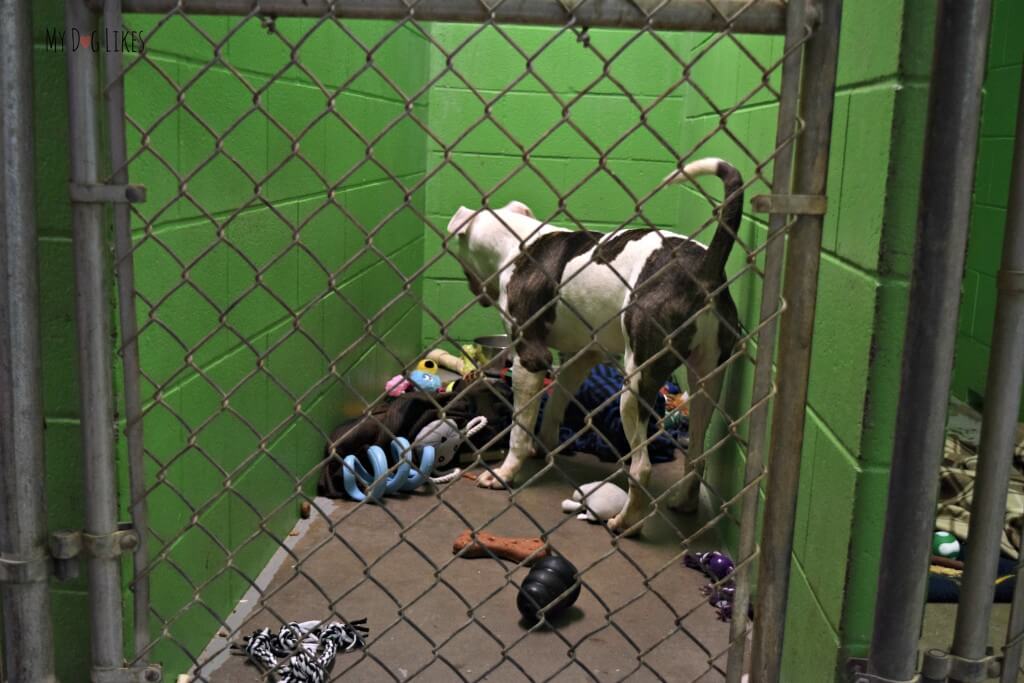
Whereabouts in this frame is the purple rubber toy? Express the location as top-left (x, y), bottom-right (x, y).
top-left (684, 551), bottom-right (738, 622)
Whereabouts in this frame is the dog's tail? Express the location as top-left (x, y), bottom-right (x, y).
top-left (663, 157), bottom-right (744, 278)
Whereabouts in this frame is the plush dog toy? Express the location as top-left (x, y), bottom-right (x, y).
top-left (560, 481), bottom-right (628, 523)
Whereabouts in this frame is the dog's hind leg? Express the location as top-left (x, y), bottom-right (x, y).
top-left (668, 349), bottom-right (724, 513)
top-left (536, 349), bottom-right (602, 454)
top-left (477, 353), bottom-right (547, 489)
top-left (608, 352), bottom-right (669, 536)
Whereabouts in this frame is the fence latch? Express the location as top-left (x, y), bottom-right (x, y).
top-left (751, 193), bottom-right (828, 216)
top-left (49, 527), bottom-right (139, 581)
top-left (69, 182), bottom-right (147, 204)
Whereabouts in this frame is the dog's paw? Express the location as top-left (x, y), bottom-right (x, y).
top-left (666, 479), bottom-right (701, 514)
top-left (476, 469), bottom-right (511, 490)
top-left (607, 511), bottom-right (644, 537)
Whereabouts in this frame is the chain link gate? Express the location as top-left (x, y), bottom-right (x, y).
top-left (60, 0), bottom-right (842, 680)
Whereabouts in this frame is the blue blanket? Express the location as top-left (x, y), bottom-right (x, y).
top-left (544, 363), bottom-right (687, 464)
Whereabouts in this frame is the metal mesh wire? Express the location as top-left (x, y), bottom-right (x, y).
top-left (108, 1), bottom-right (813, 680)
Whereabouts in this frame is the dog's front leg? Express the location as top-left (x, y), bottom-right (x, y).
top-left (477, 355), bottom-right (547, 490)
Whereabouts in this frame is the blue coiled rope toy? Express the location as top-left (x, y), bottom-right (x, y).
top-left (340, 416), bottom-right (486, 502)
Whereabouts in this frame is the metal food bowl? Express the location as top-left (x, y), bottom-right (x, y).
top-left (473, 334), bottom-right (512, 371)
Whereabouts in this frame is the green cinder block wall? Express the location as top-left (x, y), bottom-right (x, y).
top-left (117, 14), bottom-right (430, 674)
top-left (953, 0), bottom-right (1024, 420)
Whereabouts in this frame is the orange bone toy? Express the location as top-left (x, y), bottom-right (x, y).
top-left (452, 530), bottom-right (550, 565)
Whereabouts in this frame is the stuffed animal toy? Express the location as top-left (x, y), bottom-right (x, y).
top-left (560, 481), bottom-right (628, 523)
top-left (409, 370), bottom-right (442, 392)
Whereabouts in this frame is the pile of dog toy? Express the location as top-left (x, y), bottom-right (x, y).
top-left (339, 416), bottom-right (487, 502)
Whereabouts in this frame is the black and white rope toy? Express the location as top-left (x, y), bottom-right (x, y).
top-left (236, 618), bottom-right (368, 682)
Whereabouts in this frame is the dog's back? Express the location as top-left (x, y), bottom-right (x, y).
top-left (499, 155), bottom-right (743, 368)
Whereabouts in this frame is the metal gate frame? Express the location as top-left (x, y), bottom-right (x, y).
top-left (0, 1), bottom-right (844, 681)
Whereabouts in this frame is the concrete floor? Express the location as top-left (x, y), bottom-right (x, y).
top-left (921, 603), bottom-right (1023, 682)
top-left (199, 455), bottom-right (737, 682)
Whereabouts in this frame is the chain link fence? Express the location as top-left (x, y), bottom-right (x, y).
top-left (92, 1), bottom-right (829, 680)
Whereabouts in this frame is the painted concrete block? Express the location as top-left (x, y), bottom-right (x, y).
top-left (224, 15), bottom-right (293, 77)
top-left (877, 83), bottom-right (929, 278)
top-left (34, 47), bottom-right (72, 236)
top-left (835, 0), bottom-right (902, 87)
top-left (821, 94), bottom-right (851, 255)
top-left (981, 66), bottom-right (1024, 138)
top-left (37, 239), bottom-right (80, 417)
top-left (806, 256), bottom-right (877, 453)
top-left (959, 270), bottom-right (980, 338)
top-left (125, 56), bottom-right (183, 229)
top-left (132, 227), bottom-right (232, 391)
top-left (50, 590), bottom-right (91, 682)
top-left (126, 13), bottom-right (230, 62)
top-left (792, 415), bottom-right (817, 562)
top-left (966, 205), bottom-right (1007, 277)
top-left (266, 76), bottom-right (329, 202)
top-left (975, 137), bottom-right (1015, 207)
top-left (224, 204), bottom-right (300, 341)
top-left (283, 18), bottom-right (353, 90)
top-left (834, 88), bottom-right (896, 272)
top-left (426, 150), bottom-right (565, 218)
top-left (838, 465), bottom-right (892, 656)
top-left (178, 65), bottom-right (268, 218)
top-left (858, 281), bottom-right (910, 467)
top-left (972, 274), bottom-right (998, 347)
top-left (802, 416), bottom-right (859, 630)
top-left (780, 563), bottom-right (841, 683)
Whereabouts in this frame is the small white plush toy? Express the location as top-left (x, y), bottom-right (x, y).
top-left (561, 481), bottom-right (628, 522)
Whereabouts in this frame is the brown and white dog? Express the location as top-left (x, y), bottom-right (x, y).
top-left (446, 158), bottom-right (743, 536)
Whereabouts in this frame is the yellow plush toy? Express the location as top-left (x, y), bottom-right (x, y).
top-left (416, 358), bottom-right (439, 374)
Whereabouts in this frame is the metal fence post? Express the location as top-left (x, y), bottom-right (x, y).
top-left (66, 0), bottom-right (128, 674)
top-left (748, 0), bottom-right (844, 681)
top-left (865, 0), bottom-right (994, 680)
top-left (0, 0), bottom-right (58, 680)
top-left (953, 63), bottom-right (1024, 683)
top-left (101, 0), bottom-right (152, 659)
top-left (725, 0), bottom-right (811, 679)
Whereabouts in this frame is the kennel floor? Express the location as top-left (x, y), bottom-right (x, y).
top-left (199, 454), bottom-right (733, 682)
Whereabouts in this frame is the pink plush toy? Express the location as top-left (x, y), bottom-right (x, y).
top-left (385, 374), bottom-right (412, 397)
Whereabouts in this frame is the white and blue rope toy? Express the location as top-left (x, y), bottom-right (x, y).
top-left (340, 416), bottom-right (487, 502)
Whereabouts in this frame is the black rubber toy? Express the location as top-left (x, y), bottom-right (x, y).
top-left (516, 555), bottom-right (581, 622)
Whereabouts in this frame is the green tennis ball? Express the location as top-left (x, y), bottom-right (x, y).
top-left (932, 531), bottom-right (961, 559)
